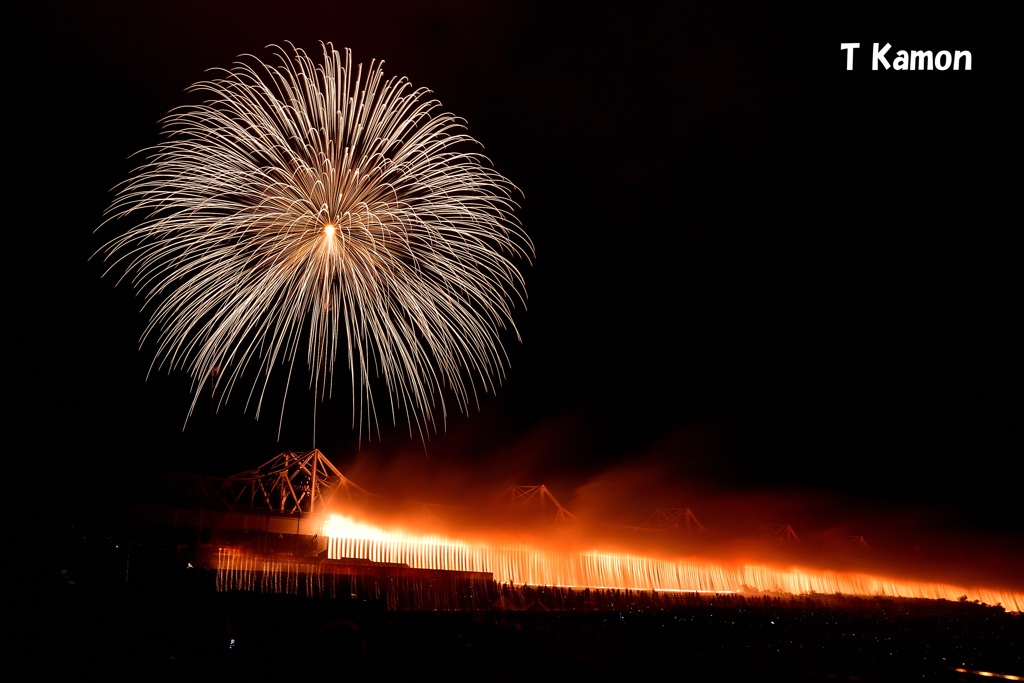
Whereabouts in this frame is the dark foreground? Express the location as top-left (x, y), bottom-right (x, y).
top-left (22, 567), bottom-right (1024, 683)
top-left (17, 516), bottom-right (1022, 682)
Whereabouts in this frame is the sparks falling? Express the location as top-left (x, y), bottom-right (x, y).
top-left (96, 42), bottom-right (532, 440)
top-left (211, 512), bottom-right (1024, 612)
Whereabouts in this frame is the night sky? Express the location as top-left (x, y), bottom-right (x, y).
top-left (15, 2), bottom-right (1021, 584)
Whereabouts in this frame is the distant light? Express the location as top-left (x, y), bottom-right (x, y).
top-left (953, 668), bottom-right (1021, 680)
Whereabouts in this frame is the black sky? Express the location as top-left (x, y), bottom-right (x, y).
top-left (13, 2), bottom-right (1022, 578)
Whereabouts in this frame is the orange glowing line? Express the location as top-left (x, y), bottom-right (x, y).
top-left (322, 515), bottom-right (1024, 612)
top-left (954, 669), bottom-right (1022, 680)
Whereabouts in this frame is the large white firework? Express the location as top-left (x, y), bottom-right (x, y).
top-left (98, 42), bottom-right (532, 439)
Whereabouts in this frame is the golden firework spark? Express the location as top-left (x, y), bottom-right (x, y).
top-left (97, 42), bottom-right (532, 439)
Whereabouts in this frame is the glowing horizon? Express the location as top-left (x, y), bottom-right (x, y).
top-left (321, 513), bottom-right (1024, 612)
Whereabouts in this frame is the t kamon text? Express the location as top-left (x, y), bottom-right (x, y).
top-left (840, 43), bottom-right (972, 71)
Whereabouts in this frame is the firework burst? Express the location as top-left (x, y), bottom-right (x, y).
top-left (97, 42), bottom-right (532, 440)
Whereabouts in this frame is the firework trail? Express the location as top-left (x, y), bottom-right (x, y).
top-left (97, 42), bottom-right (533, 440)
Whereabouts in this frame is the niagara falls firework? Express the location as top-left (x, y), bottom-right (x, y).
top-left (96, 42), bottom-right (533, 439)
